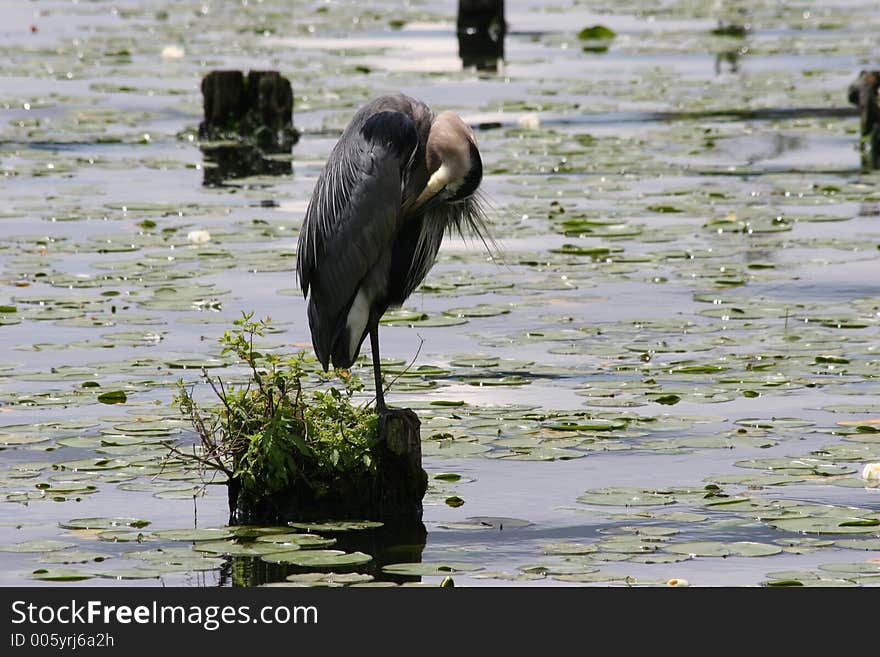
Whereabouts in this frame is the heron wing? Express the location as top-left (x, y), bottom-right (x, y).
top-left (296, 109), bottom-right (419, 367)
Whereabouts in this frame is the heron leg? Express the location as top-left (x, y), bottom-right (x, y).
top-left (369, 322), bottom-right (387, 413)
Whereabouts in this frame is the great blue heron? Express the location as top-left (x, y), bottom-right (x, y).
top-left (296, 94), bottom-right (490, 412)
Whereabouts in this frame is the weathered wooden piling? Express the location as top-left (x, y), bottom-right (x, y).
top-left (457, 0), bottom-right (506, 71)
top-left (199, 69), bottom-right (298, 148)
top-left (229, 409), bottom-right (428, 527)
top-left (847, 70), bottom-right (880, 169)
top-left (199, 69), bottom-right (299, 184)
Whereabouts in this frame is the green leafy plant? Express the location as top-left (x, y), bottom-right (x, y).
top-left (170, 313), bottom-right (379, 501)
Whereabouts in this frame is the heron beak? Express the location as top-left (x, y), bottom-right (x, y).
top-left (410, 164), bottom-right (450, 213)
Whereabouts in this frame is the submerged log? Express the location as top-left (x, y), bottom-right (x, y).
top-left (229, 408), bottom-right (428, 526)
top-left (847, 70), bottom-right (880, 170)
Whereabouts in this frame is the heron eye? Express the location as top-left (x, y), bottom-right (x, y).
top-left (448, 142), bottom-right (482, 202)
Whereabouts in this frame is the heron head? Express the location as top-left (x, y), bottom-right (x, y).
top-left (412, 112), bottom-right (482, 210)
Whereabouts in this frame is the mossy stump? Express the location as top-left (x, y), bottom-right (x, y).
top-left (228, 409), bottom-right (428, 526)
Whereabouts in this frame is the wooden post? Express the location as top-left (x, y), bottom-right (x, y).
top-left (243, 70), bottom-right (296, 149)
top-left (457, 0), bottom-right (506, 71)
top-left (198, 69), bottom-right (299, 184)
top-left (199, 69), bottom-right (297, 146)
top-left (200, 70), bottom-right (245, 129)
top-left (229, 408), bottom-right (428, 526)
top-left (847, 70), bottom-right (880, 170)
top-left (374, 409), bottom-right (428, 521)
top-left (458, 0), bottom-right (505, 26)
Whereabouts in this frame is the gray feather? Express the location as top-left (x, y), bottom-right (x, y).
top-left (295, 94), bottom-right (493, 372)
top-left (296, 95), bottom-right (429, 369)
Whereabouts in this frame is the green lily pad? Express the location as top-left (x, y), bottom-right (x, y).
top-left (664, 541), bottom-right (731, 557)
top-left (382, 562), bottom-right (484, 576)
top-left (818, 562), bottom-right (880, 575)
top-left (192, 541), bottom-right (293, 557)
top-left (255, 534), bottom-right (337, 548)
top-left (578, 25), bottom-right (616, 40)
top-left (492, 446), bottom-right (585, 461)
top-left (544, 418), bottom-right (625, 432)
top-left (728, 542), bottom-right (784, 557)
top-left (152, 487), bottom-right (207, 499)
top-left (628, 553), bottom-right (692, 564)
top-left (1, 540), bottom-right (77, 552)
top-left (835, 539), bottom-right (880, 550)
top-left (97, 530), bottom-right (149, 542)
top-left (39, 550), bottom-right (112, 564)
top-left (31, 568), bottom-right (94, 582)
top-left (229, 526), bottom-right (300, 538)
top-left (0, 433), bottom-right (51, 446)
top-left (553, 572), bottom-right (633, 583)
top-left (542, 543), bottom-right (598, 555)
top-left (97, 391), bottom-right (127, 404)
top-left (287, 521), bottom-right (383, 532)
top-left (54, 458), bottom-right (129, 472)
top-left (379, 309), bottom-right (428, 324)
top-left (94, 569), bottom-right (163, 580)
top-left (284, 572), bottom-right (374, 586)
top-left (578, 488), bottom-right (676, 507)
top-left (436, 522), bottom-right (497, 530)
top-left (164, 357), bottom-right (229, 370)
top-left (422, 441), bottom-right (493, 457)
top-left (406, 315), bottom-right (468, 327)
top-left (766, 517), bottom-right (880, 535)
top-left (262, 550), bottom-right (372, 568)
top-left (444, 304), bottom-right (512, 318)
top-left (60, 517), bottom-right (150, 530)
top-left (151, 528), bottom-right (233, 541)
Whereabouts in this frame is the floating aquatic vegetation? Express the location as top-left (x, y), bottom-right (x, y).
top-left (262, 550), bottom-right (372, 568)
top-left (382, 562), bottom-right (484, 576)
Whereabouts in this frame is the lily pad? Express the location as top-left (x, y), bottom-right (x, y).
top-left (255, 533), bottom-right (337, 549)
top-left (39, 550), bottom-right (112, 564)
top-left (382, 562), bottom-right (484, 576)
top-left (97, 530), bottom-right (149, 542)
top-left (578, 488), bottom-right (676, 507)
top-left (97, 391), bottom-right (128, 404)
top-left (287, 521), bottom-right (383, 532)
top-left (151, 528), bottom-right (233, 541)
top-left (31, 568), bottom-right (94, 582)
top-left (60, 517), bottom-right (150, 530)
top-left (284, 572), bottom-right (374, 586)
top-left (262, 550), bottom-right (372, 568)
top-left (1, 540), bottom-right (77, 552)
